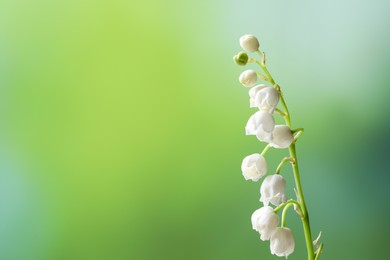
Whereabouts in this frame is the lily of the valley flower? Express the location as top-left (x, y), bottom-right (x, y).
top-left (249, 84), bottom-right (266, 107)
top-left (234, 34), bottom-right (320, 260)
top-left (239, 70), bottom-right (257, 88)
top-left (269, 125), bottom-right (294, 149)
top-left (260, 174), bottom-right (287, 206)
top-left (245, 111), bottom-right (275, 136)
top-left (254, 86), bottom-right (280, 113)
top-left (270, 227), bottom-right (295, 258)
top-left (240, 34), bottom-right (260, 53)
top-left (241, 154), bottom-right (267, 182)
top-left (251, 206), bottom-right (279, 241)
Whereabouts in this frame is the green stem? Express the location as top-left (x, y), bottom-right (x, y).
top-left (293, 129), bottom-right (304, 143)
top-left (261, 144), bottom-right (271, 156)
top-left (256, 71), bottom-right (268, 81)
top-left (292, 128), bottom-right (304, 134)
top-left (261, 66), bottom-right (275, 85)
top-left (256, 50), bottom-right (276, 85)
top-left (289, 143), bottom-right (314, 260)
top-left (259, 60), bottom-right (315, 260)
top-left (279, 92), bottom-right (291, 126)
top-left (273, 199), bottom-right (301, 213)
top-left (275, 157), bottom-right (295, 174)
top-left (275, 108), bottom-right (286, 117)
top-left (281, 203), bottom-right (294, 227)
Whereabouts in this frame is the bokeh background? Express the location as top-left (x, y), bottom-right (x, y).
top-left (1, 0), bottom-right (390, 259)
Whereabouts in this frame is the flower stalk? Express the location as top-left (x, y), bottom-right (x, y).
top-left (264, 54), bottom-right (316, 260)
top-left (275, 157), bottom-right (295, 175)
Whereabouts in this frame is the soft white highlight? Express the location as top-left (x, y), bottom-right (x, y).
top-left (241, 154), bottom-right (267, 182)
top-left (239, 70), bottom-right (257, 88)
top-left (270, 125), bottom-right (294, 149)
top-left (251, 206), bottom-right (279, 241)
top-left (245, 111), bottom-right (275, 136)
top-left (260, 174), bottom-right (287, 206)
top-left (254, 87), bottom-right (280, 113)
top-left (270, 227), bottom-right (295, 258)
top-left (249, 84), bottom-right (266, 107)
top-left (240, 34), bottom-right (260, 53)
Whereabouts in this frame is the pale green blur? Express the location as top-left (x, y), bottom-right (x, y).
top-left (1, 0), bottom-right (390, 259)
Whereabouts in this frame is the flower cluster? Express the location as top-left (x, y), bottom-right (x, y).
top-left (234, 34), bottom-right (323, 260)
top-left (235, 34), bottom-right (298, 258)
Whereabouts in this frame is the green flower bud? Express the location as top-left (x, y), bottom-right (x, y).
top-left (234, 51), bottom-right (248, 66)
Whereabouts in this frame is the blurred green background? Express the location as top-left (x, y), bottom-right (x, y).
top-left (1, 0), bottom-right (389, 259)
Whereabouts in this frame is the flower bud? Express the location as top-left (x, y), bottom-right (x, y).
top-left (240, 34), bottom-right (260, 53)
top-left (249, 84), bottom-right (266, 107)
top-left (254, 87), bottom-right (280, 113)
top-left (270, 227), bottom-right (295, 258)
top-left (260, 174), bottom-right (287, 206)
top-left (251, 206), bottom-right (279, 241)
top-left (234, 51), bottom-right (249, 66)
top-left (241, 154), bottom-right (267, 182)
top-left (245, 111), bottom-right (275, 136)
top-left (239, 70), bottom-right (257, 88)
top-left (269, 125), bottom-right (294, 149)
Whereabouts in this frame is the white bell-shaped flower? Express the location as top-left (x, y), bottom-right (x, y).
top-left (249, 84), bottom-right (266, 107)
top-left (254, 87), bottom-right (280, 113)
top-left (239, 70), bottom-right (257, 88)
top-left (241, 154), bottom-right (267, 182)
top-left (245, 111), bottom-right (275, 136)
top-left (270, 227), bottom-right (295, 258)
top-left (240, 34), bottom-right (260, 52)
top-left (260, 174), bottom-right (287, 206)
top-left (269, 125), bottom-right (294, 149)
top-left (251, 206), bottom-right (279, 241)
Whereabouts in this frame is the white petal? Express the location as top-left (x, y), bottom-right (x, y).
top-left (251, 206), bottom-right (279, 241)
top-left (254, 87), bottom-right (280, 113)
top-left (259, 112), bottom-right (275, 133)
top-left (240, 34), bottom-right (260, 53)
top-left (245, 114), bottom-right (257, 135)
top-left (256, 128), bottom-right (273, 143)
top-left (270, 125), bottom-right (294, 149)
top-left (260, 174), bottom-right (287, 207)
top-left (249, 84), bottom-right (266, 108)
top-left (239, 70), bottom-right (257, 88)
top-left (254, 156), bottom-right (267, 177)
top-left (241, 154), bottom-right (267, 181)
top-left (245, 111), bottom-right (275, 136)
top-left (270, 228), bottom-right (295, 258)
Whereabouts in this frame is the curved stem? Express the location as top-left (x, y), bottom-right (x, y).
top-left (259, 59), bottom-right (315, 260)
top-left (261, 144), bottom-right (271, 156)
top-left (278, 92), bottom-right (291, 126)
top-left (292, 128), bottom-right (304, 134)
top-left (281, 203), bottom-right (295, 227)
top-left (293, 129), bottom-right (304, 143)
top-left (273, 199), bottom-right (301, 213)
top-left (252, 50), bottom-right (276, 85)
top-left (275, 157), bottom-right (295, 174)
top-left (256, 71), bottom-right (268, 81)
top-left (275, 108), bottom-right (286, 117)
top-left (261, 66), bottom-right (275, 85)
